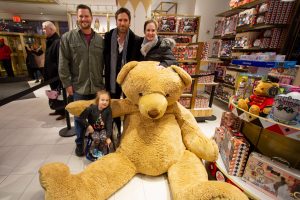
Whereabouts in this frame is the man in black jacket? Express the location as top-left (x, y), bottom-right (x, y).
top-left (104, 7), bottom-right (142, 97)
top-left (104, 7), bottom-right (142, 136)
top-left (42, 21), bottom-right (65, 120)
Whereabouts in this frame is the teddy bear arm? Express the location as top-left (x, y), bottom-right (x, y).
top-left (111, 99), bottom-right (139, 118)
top-left (173, 103), bottom-right (218, 162)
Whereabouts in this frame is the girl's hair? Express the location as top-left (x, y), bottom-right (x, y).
top-left (95, 90), bottom-right (111, 105)
top-left (144, 19), bottom-right (158, 33)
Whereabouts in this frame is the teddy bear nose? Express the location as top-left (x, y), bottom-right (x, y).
top-left (148, 109), bottom-right (159, 118)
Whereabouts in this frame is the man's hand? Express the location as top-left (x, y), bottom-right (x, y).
top-left (66, 86), bottom-right (73, 96)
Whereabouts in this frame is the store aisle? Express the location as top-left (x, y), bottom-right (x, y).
top-left (0, 83), bottom-right (225, 200)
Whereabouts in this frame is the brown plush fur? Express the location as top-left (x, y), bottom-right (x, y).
top-left (39, 61), bottom-right (248, 200)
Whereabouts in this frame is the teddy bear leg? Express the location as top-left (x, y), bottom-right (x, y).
top-left (168, 151), bottom-right (248, 200)
top-left (39, 152), bottom-right (137, 200)
top-left (237, 99), bottom-right (249, 111)
top-left (249, 105), bottom-right (260, 116)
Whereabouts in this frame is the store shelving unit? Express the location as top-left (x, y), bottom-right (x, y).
top-left (209, 0), bottom-right (297, 105)
top-left (153, 13), bottom-right (217, 121)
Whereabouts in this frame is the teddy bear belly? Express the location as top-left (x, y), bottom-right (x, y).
top-left (118, 114), bottom-right (186, 176)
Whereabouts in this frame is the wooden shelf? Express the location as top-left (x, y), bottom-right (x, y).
top-left (178, 59), bottom-right (198, 63)
top-left (221, 83), bottom-right (236, 90)
top-left (215, 155), bottom-right (273, 200)
top-left (236, 24), bottom-right (287, 33)
top-left (181, 93), bottom-right (192, 98)
top-left (216, 0), bottom-right (266, 17)
top-left (214, 96), bottom-right (229, 104)
top-left (157, 32), bottom-right (196, 36)
top-left (189, 107), bottom-right (213, 117)
top-left (232, 47), bottom-right (279, 52)
top-left (198, 82), bottom-right (218, 86)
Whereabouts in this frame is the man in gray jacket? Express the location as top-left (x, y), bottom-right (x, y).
top-left (59, 4), bottom-right (104, 156)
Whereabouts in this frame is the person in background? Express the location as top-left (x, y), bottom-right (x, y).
top-left (79, 90), bottom-right (112, 161)
top-left (140, 19), bottom-right (178, 67)
top-left (59, 4), bottom-right (105, 157)
top-left (0, 38), bottom-right (14, 77)
top-left (104, 7), bottom-right (142, 138)
top-left (32, 43), bottom-right (44, 82)
top-left (25, 45), bottom-right (41, 83)
top-left (42, 21), bottom-right (65, 120)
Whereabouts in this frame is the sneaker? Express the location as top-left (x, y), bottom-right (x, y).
top-left (86, 152), bottom-right (97, 161)
top-left (75, 144), bottom-right (84, 157)
top-left (35, 79), bottom-right (39, 83)
top-left (92, 149), bottom-right (103, 158)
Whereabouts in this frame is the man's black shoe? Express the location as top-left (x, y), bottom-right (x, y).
top-left (75, 144), bottom-right (84, 157)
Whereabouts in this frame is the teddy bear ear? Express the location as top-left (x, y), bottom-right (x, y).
top-left (170, 65), bottom-right (192, 88)
top-left (117, 61), bottom-right (139, 85)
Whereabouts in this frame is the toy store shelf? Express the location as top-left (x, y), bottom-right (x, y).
top-left (157, 32), bottom-right (196, 36)
top-left (214, 96), bottom-right (229, 104)
top-left (231, 60), bottom-right (297, 68)
top-left (198, 82), bottom-right (218, 86)
top-left (226, 66), bottom-right (248, 72)
top-left (181, 93), bottom-right (192, 98)
top-left (221, 83), bottom-right (235, 90)
top-left (229, 98), bottom-right (300, 141)
top-left (232, 47), bottom-right (279, 52)
top-left (190, 107), bottom-right (213, 117)
top-left (216, 0), bottom-right (266, 17)
top-left (236, 24), bottom-right (287, 33)
top-left (204, 59), bottom-right (223, 64)
top-left (219, 57), bottom-right (234, 61)
top-left (178, 59), bottom-right (198, 63)
top-left (215, 156), bottom-right (273, 200)
top-left (212, 35), bottom-right (221, 39)
top-left (221, 33), bottom-right (236, 40)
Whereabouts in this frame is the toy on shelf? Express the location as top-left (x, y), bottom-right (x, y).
top-left (237, 77), bottom-right (279, 116)
top-left (269, 91), bottom-right (300, 125)
top-left (214, 112), bottom-right (250, 177)
top-left (242, 152), bottom-right (300, 200)
top-left (157, 16), bottom-right (176, 32)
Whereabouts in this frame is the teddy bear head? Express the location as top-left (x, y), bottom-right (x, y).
top-left (117, 61), bottom-right (192, 120)
top-left (253, 80), bottom-right (279, 97)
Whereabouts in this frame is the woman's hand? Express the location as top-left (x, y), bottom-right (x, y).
top-left (87, 125), bottom-right (94, 134)
top-left (106, 138), bottom-right (112, 145)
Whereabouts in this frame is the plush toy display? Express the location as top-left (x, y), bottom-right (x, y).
top-left (238, 79), bottom-right (279, 116)
top-left (39, 61), bottom-right (248, 200)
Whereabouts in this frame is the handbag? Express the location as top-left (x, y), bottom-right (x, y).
top-left (45, 90), bottom-right (65, 110)
top-left (45, 90), bottom-right (59, 100)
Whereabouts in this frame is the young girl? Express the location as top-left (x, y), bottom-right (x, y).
top-left (79, 90), bottom-right (113, 161)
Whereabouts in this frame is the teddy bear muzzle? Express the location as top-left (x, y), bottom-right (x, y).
top-left (138, 93), bottom-right (168, 119)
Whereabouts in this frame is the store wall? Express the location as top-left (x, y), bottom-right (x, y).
top-left (194, 0), bottom-right (229, 42)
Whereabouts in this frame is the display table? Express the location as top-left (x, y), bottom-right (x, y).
top-left (215, 155), bottom-right (273, 200)
top-left (229, 98), bottom-right (300, 141)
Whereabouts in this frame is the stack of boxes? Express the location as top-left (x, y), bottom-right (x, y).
top-left (214, 112), bottom-right (250, 176)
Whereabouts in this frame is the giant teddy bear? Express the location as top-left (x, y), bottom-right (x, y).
top-left (39, 61), bottom-right (248, 200)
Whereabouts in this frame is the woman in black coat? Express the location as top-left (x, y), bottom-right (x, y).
top-left (140, 19), bottom-right (178, 67)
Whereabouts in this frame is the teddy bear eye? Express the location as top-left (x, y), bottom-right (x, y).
top-left (139, 93), bottom-right (143, 96)
top-left (166, 94), bottom-right (170, 97)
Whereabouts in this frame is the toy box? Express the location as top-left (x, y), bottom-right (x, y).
top-left (178, 17), bottom-right (198, 33)
top-left (242, 152), bottom-right (300, 199)
top-left (157, 16), bottom-right (176, 32)
top-left (214, 121), bottom-right (250, 177)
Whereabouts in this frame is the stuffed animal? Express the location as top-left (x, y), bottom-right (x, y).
top-left (39, 61), bottom-right (248, 200)
top-left (238, 79), bottom-right (279, 116)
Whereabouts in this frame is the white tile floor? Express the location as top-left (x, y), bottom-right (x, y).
top-left (0, 81), bottom-right (225, 200)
